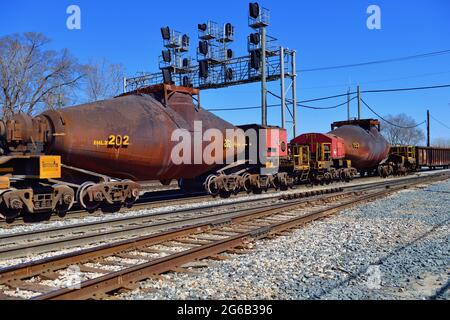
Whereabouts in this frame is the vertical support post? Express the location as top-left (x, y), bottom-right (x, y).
top-left (347, 89), bottom-right (350, 120)
top-left (123, 77), bottom-right (127, 93)
top-left (427, 109), bottom-right (430, 147)
top-left (260, 26), bottom-right (267, 126)
top-left (280, 47), bottom-right (285, 129)
top-left (357, 85), bottom-right (361, 120)
top-left (291, 50), bottom-right (297, 137)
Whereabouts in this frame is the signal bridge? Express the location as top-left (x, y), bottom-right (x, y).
top-left (123, 2), bottom-right (298, 136)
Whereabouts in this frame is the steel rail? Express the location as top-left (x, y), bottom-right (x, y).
top-left (0, 187), bottom-right (347, 259)
top-left (37, 178), bottom-right (441, 300)
top-left (0, 192), bottom-right (360, 283)
top-left (1, 170), bottom-right (447, 227)
top-left (0, 172), bottom-right (446, 300)
top-left (0, 188), bottom-right (348, 259)
top-left (1, 172), bottom-right (448, 259)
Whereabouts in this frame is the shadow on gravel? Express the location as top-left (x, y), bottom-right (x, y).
top-left (423, 190), bottom-right (450, 195)
top-left (313, 216), bottom-right (450, 299)
top-left (429, 279), bottom-right (450, 300)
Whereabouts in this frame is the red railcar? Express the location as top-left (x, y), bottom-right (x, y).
top-left (291, 133), bottom-right (346, 159)
top-left (329, 119), bottom-right (390, 172)
top-left (415, 147), bottom-right (450, 169)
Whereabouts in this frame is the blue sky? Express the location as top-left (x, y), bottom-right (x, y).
top-left (1, 0), bottom-right (449, 141)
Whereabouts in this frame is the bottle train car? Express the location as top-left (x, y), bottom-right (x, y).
top-left (0, 84), bottom-right (449, 221)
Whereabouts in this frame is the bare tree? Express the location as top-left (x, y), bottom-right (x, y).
top-left (0, 32), bottom-right (84, 119)
top-left (83, 58), bottom-right (125, 102)
top-left (381, 113), bottom-right (425, 146)
top-left (432, 138), bottom-right (450, 148)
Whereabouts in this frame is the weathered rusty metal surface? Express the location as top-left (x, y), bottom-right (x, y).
top-left (416, 146), bottom-right (450, 168)
top-left (329, 120), bottom-right (390, 170)
top-left (39, 92), bottom-right (237, 181)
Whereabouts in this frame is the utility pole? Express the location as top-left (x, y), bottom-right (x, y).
top-left (427, 109), bottom-right (430, 147)
top-left (260, 26), bottom-right (267, 126)
top-left (280, 47), bottom-right (285, 129)
top-left (357, 85), bottom-right (361, 120)
top-left (292, 50), bottom-right (297, 137)
top-left (347, 88), bottom-right (350, 120)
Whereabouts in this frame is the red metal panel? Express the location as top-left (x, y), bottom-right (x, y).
top-left (334, 137), bottom-right (346, 159)
top-left (278, 128), bottom-right (288, 157)
top-left (266, 128), bottom-right (287, 157)
top-left (415, 146), bottom-right (450, 167)
top-left (291, 133), bottom-right (333, 145)
top-left (291, 133), bottom-right (345, 159)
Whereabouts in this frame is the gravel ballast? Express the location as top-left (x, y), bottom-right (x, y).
top-left (122, 179), bottom-right (450, 300)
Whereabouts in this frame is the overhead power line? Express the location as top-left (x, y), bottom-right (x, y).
top-left (300, 70), bottom-right (450, 91)
top-left (297, 49), bottom-right (450, 73)
top-left (206, 104), bottom-right (280, 112)
top-left (299, 92), bottom-right (353, 103)
top-left (206, 83), bottom-right (450, 112)
top-left (430, 114), bottom-right (450, 130)
top-left (267, 90), bottom-right (357, 110)
top-left (361, 84), bottom-right (450, 94)
top-left (299, 98), bottom-right (355, 110)
top-left (291, 83), bottom-right (450, 104)
top-left (360, 98), bottom-right (426, 129)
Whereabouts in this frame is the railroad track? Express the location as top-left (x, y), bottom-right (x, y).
top-left (0, 189), bottom-right (206, 227)
top-left (0, 172), bottom-right (447, 260)
top-left (0, 187), bottom-right (346, 260)
top-left (1, 170), bottom-right (444, 227)
top-left (0, 172), bottom-right (447, 300)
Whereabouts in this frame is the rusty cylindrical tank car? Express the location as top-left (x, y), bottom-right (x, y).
top-left (0, 84), bottom-right (239, 219)
top-left (329, 119), bottom-right (390, 176)
top-left (43, 85), bottom-right (236, 182)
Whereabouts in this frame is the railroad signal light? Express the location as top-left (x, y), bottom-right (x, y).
top-left (198, 23), bottom-right (207, 31)
top-left (249, 33), bottom-right (260, 45)
top-left (226, 49), bottom-right (234, 59)
top-left (162, 50), bottom-right (171, 63)
top-left (199, 40), bottom-right (209, 55)
top-left (199, 60), bottom-right (209, 78)
top-left (250, 50), bottom-right (261, 70)
top-left (182, 58), bottom-right (190, 68)
top-left (182, 76), bottom-right (191, 87)
top-left (182, 34), bottom-right (190, 47)
top-left (249, 2), bottom-right (260, 19)
top-left (225, 23), bottom-right (234, 38)
top-left (162, 68), bottom-right (172, 84)
top-left (161, 26), bottom-right (171, 40)
top-left (225, 68), bottom-right (233, 81)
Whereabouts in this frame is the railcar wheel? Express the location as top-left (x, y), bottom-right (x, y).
top-left (0, 190), bottom-right (22, 222)
top-left (378, 165), bottom-right (388, 178)
top-left (324, 172), bottom-right (332, 185)
top-left (339, 169), bottom-right (347, 181)
top-left (0, 207), bottom-right (21, 222)
top-left (205, 175), bottom-right (220, 197)
top-left (78, 182), bottom-right (100, 213)
top-left (53, 185), bottom-right (75, 217)
top-left (124, 197), bottom-right (137, 208)
top-left (242, 174), bottom-right (252, 194)
top-left (123, 180), bottom-right (140, 208)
